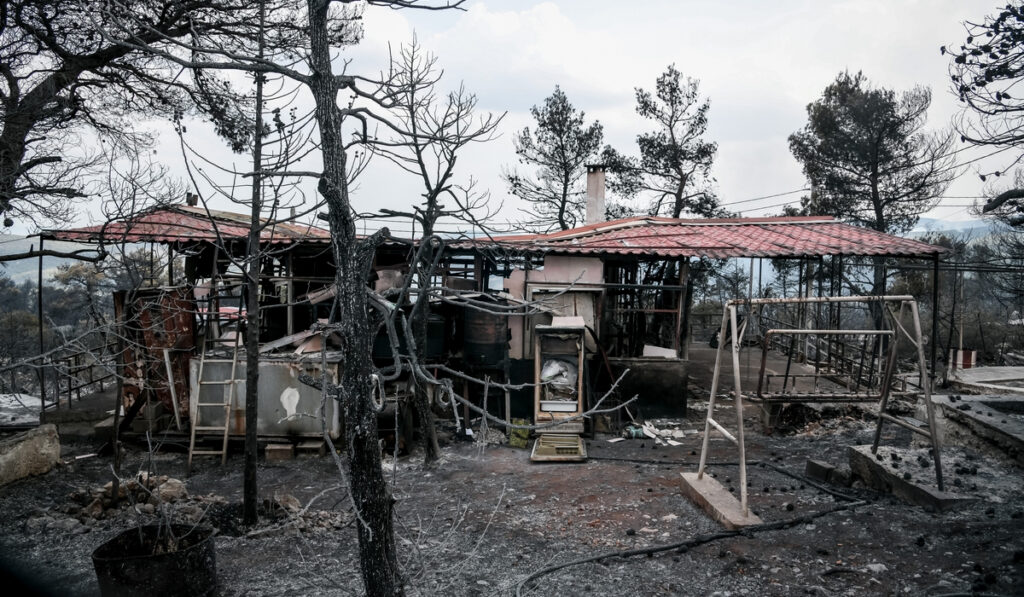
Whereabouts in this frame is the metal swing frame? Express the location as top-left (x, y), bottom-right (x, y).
top-left (695, 295), bottom-right (944, 516)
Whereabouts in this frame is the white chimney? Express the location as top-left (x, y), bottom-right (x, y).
top-left (584, 164), bottom-right (606, 226)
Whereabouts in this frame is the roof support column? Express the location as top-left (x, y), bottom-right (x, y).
top-left (37, 236), bottom-right (46, 408)
top-left (168, 245), bottom-right (174, 285)
top-left (931, 252), bottom-right (940, 389)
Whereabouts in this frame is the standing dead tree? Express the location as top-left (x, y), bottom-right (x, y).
top-left (89, 1), bottom-right (470, 594)
top-left (93, 3), bottom-right (632, 594)
top-left (365, 36), bottom-right (503, 465)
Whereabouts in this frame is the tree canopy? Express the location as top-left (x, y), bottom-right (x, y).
top-left (504, 86), bottom-right (605, 231)
top-left (0, 0), bottom-right (250, 228)
top-left (789, 71), bottom-right (955, 235)
top-left (635, 64), bottom-right (720, 218)
top-left (946, 2), bottom-right (1024, 226)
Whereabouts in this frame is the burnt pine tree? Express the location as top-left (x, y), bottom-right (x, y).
top-left (505, 86), bottom-right (604, 231)
top-left (369, 37), bottom-right (503, 466)
top-left (789, 71), bottom-right (955, 299)
top-left (0, 0), bottom-right (251, 229)
top-left (635, 64), bottom-right (720, 218)
top-left (946, 2), bottom-right (1024, 226)
top-left (105, 1), bottom-right (472, 594)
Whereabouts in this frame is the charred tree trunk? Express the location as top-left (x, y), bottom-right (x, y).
top-left (307, 2), bottom-right (402, 595)
top-left (411, 249), bottom-right (441, 466)
top-left (242, 1), bottom-right (266, 526)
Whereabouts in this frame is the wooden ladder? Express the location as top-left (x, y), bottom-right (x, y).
top-left (188, 285), bottom-right (245, 470)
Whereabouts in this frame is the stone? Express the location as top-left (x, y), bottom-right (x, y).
top-left (804, 459), bottom-right (836, 484)
top-left (176, 504), bottom-right (204, 524)
top-left (0, 424), bottom-right (60, 486)
top-left (275, 494), bottom-right (302, 513)
top-left (46, 517), bottom-right (83, 533)
top-left (155, 478), bottom-right (188, 502)
top-left (25, 517), bottom-right (50, 532)
top-left (83, 498), bottom-right (105, 519)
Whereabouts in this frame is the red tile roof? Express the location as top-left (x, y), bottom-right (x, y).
top-left (45, 204), bottom-right (331, 245)
top-left (454, 216), bottom-right (942, 258)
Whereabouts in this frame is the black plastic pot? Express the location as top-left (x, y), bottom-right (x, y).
top-left (92, 524), bottom-right (216, 597)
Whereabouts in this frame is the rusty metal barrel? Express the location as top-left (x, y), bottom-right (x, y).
top-left (463, 300), bottom-right (509, 367)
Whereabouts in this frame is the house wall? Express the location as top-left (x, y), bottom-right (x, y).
top-left (504, 255), bottom-right (604, 359)
top-left (189, 357), bottom-right (341, 438)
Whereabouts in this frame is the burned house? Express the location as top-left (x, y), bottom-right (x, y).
top-left (447, 167), bottom-right (946, 433)
top-left (41, 203), bottom-right (408, 454)
top-left (35, 183), bottom-right (947, 466)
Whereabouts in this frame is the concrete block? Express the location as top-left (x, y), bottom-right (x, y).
top-left (805, 459), bottom-right (836, 484)
top-left (847, 445), bottom-right (973, 512)
top-left (680, 472), bottom-right (763, 530)
top-left (265, 443), bottom-right (295, 462)
top-left (297, 440), bottom-right (325, 457)
top-left (0, 424), bottom-right (61, 486)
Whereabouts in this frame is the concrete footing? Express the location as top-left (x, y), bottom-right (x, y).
top-left (265, 443), bottom-right (295, 462)
top-left (847, 445), bottom-right (973, 512)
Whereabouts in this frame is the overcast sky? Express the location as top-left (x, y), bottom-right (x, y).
top-left (63, 0), bottom-right (1013, 236)
top-left (341, 0), bottom-right (1007, 233)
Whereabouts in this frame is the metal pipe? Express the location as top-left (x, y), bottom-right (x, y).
top-left (930, 253), bottom-right (940, 389)
top-left (726, 295), bottom-right (916, 306)
top-left (729, 305), bottom-right (749, 516)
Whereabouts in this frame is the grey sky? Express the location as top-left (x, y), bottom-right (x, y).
top-left (340, 0), bottom-right (1006, 233)
top-left (55, 1), bottom-right (1013, 235)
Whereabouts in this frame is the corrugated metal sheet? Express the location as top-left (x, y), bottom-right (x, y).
top-left (45, 204), bottom-right (331, 245)
top-left (453, 216), bottom-right (942, 258)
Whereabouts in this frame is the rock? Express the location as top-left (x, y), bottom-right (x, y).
top-left (83, 498), bottom-right (105, 519)
top-left (176, 504), bottom-right (204, 524)
top-left (0, 424), bottom-right (60, 486)
top-left (155, 478), bottom-right (188, 502)
top-left (275, 494), bottom-right (302, 513)
top-left (46, 517), bottom-right (84, 533)
top-left (865, 563), bottom-right (888, 574)
top-left (25, 517), bottom-right (50, 532)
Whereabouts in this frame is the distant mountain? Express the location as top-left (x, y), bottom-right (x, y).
top-left (911, 217), bottom-right (995, 239)
top-left (0, 235), bottom-right (98, 283)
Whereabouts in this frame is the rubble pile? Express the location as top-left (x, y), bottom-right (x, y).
top-left (241, 494), bottom-right (351, 536)
top-left (61, 473), bottom-right (191, 520)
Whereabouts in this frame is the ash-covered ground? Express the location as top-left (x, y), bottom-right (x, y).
top-left (1, 401), bottom-right (1022, 597)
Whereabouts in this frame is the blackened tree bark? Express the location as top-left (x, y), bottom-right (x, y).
top-left (242, 0), bottom-right (266, 527)
top-left (306, 2), bottom-right (400, 593)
